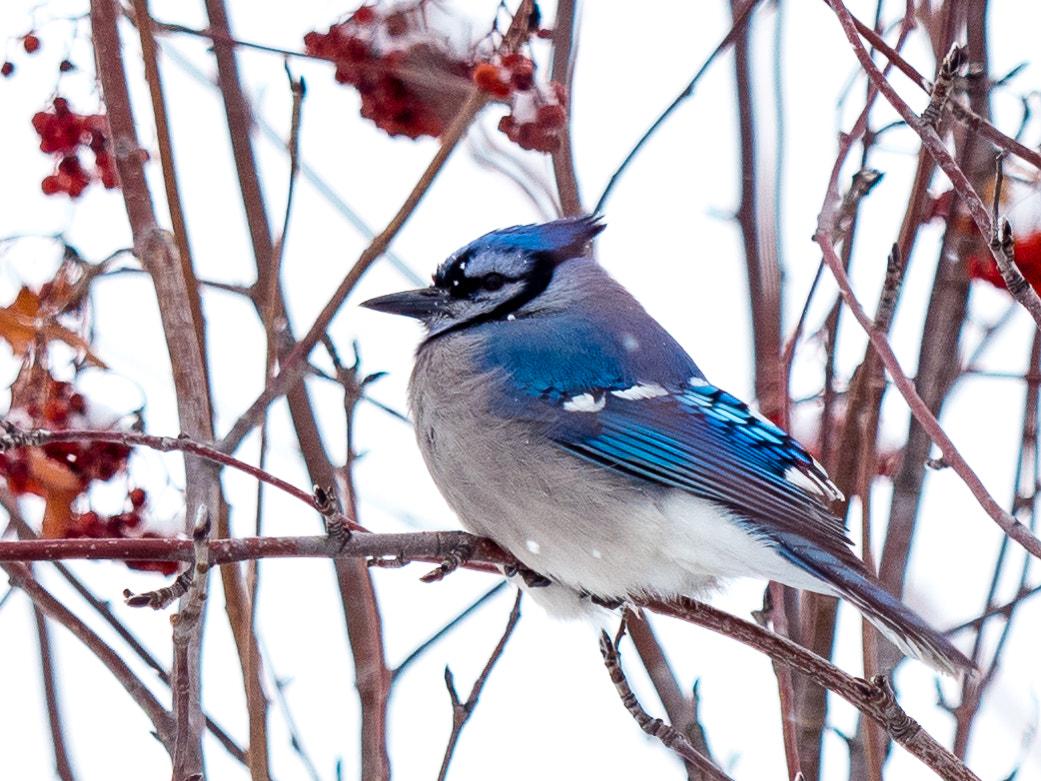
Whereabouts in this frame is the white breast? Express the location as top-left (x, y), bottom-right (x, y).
top-left (409, 335), bottom-right (828, 616)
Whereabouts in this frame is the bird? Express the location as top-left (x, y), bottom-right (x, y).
top-left (362, 215), bottom-right (970, 674)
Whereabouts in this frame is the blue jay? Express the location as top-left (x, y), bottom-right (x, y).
top-left (363, 215), bottom-right (969, 674)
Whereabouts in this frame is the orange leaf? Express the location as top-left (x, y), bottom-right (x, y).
top-left (0, 286), bottom-right (106, 366)
top-left (0, 287), bottom-right (42, 356)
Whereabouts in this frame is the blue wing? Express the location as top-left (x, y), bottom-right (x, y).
top-left (545, 381), bottom-right (859, 566)
top-left (472, 290), bottom-right (855, 564)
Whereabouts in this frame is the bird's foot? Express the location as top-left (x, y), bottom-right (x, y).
top-left (314, 485), bottom-right (352, 551)
top-left (503, 562), bottom-right (552, 588)
top-left (420, 540), bottom-right (474, 583)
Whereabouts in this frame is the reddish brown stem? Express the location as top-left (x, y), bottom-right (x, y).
top-left (549, 0), bottom-right (582, 216)
top-left (816, 219), bottom-right (1041, 562)
top-left (33, 604), bottom-right (75, 781)
top-left (4, 561), bottom-right (175, 748)
top-left (91, 0), bottom-right (221, 774)
top-left (826, 0), bottom-right (1041, 329)
top-left (642, 598), bottom-right (980, 781)
top-left (217, 85), bottom-right (490, 456)
top-left (1, 426), bottom-right (342, 521)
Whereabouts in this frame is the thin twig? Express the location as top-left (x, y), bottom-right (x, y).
top-left (843, 12), bottom-right (1041, 171)
top-left (817, 222), bottom-right (1041, 561)
top-left (953, 330), bottom-right (1041, 757)
top-left (593, 0), bottom-right (763, 214)
top-left (268, 666), bottom-right (322, 781)
top-left (624, 607), bottom-right (714, 778)
top-left (826, 0), bottom-right (1041, 331)
top-left (327, 339), bottom-right (392, 781)
top-left (820, 0), bottom-right (1041, 564)
top-left (758, 583), bottom-right (802, 780)
top-left (2, 486), bottom-right (247, 763)
top-left (436, 590), bottom-right (522, 781)
top-left (549, 0), bottom-right (581, 215)
top-left (33, 604), bottom-right (75, 781)
top-left (729, 0), bottom-right (782, 425)
top-left (0, 425), bottom-right (354, 529)
top-left (641, 598), bottom-right (981, 781)
top-left (217, 84), bottom-right (491, 456)
top-left (128, 0), bottom-right (204, 376)
top-left (599, 628), bottom-right (733, 781)
top-left (946, 582), bottom-right (1041, 634)
top-left (393, 580), bottom-right (509, 680)
top-left (989, 154), bottom-right (1041, 319)
top-left (170, 508), bottom-right (212, 776)
top-left (91, 0), bottom-right (221, 772)
top-left (3, 561), bottom-right (175, 748)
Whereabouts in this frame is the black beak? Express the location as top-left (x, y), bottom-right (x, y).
top-left (360, 287), bottom-right (449, 320)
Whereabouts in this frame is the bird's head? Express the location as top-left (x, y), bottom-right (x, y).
top-left (361, 215), bottom-right (604, 338)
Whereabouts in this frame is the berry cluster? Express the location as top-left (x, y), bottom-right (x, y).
top-left (66, 491), bottom-right (177, 575)
top-left (32, 98), bottom-right (119, 197)
top-left (472, 52), bottom-right (534, 97)
top-left (475, 53), bottom-right (567, 152)
top-left (0, 378), bottom-right (131, 498)
top-left (2, 30), bottom-right (75, 78)
top-left (305, 3), bottom-right (567, 151)
top-left (304, 4), bottom-right (472, 139)
top-left (495, 76), bottom-right (567, 152)
top-left (2, 32), bottom-right (42, 77)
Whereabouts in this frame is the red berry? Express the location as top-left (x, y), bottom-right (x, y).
top-left (41, 175), bottom-right (62, 195)
top-left (536, 103), bottom-right (566, 128)
top-left (473, 63), bottom-right (510, 98)
top-left (1, 62), bottom-right (13, 77)
top-left (59, 59), bottom-right (73, 72)
top-left (509, 64), bottom-right (534, 92)
top-left (303, 31), bottom-right (324, 52)
top-left (69, 393), bottom-right (86, 413)
top-left (129, 488), bottom-right (147, 509)
top-left (111, 512), bottom-right (140, 534)
top-left (43, 399), bottom-right (68, 425)
top-left (0, 454), bottom-right (32, 494)
top-left (351, 5), bottom-right (376, 25)
top-left (384, 11), bottom-right (408, 37)
top-left (23, 34), bottom-right (41, 54)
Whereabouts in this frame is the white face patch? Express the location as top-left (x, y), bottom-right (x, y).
top-left (563, 393), bottom-right (606, 413)
top-left (526, 539), bottom-right (541, 554)
top-left (611, 382), bottom-right (669, 401)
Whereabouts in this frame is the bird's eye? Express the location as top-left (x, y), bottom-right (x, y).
top-left (482, 272), bottom-right (506, 291)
